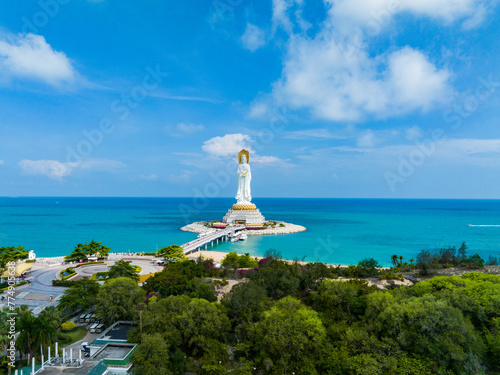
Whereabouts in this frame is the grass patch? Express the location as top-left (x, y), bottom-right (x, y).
top-left (58, 326), bottom-right (87, 347)
top-left (132, 265), bottom-right (142, 273)
top-left (0, 280), bottom-right (28, 293)
top-left (90, 271), bottom-right (109, 281)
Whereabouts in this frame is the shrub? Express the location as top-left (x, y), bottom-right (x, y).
top-left (61, 321), bottom-right (76, 332)
top-left (357, 258), bottom-right (381, 277)
top-left (0, 280), bottom-right (28, 292)
top-left (438, 246), bottom-right (458, 267)
top-left (467, 254), bottom-right (485, 269)
top-left (487, 256), bottom-right (498, 266)
top-left (416, 250), bottom-right (439, 269)
top-left (53, 279), bottom-right (83, 287)
top-left (25, 259), bottom-right (36, 263)
top-left (379, 271), bottom-right (404, 282)
top-left (221, 252), bottom-right (258, 269)
top-left (61, 267), bottom-right (77, 280)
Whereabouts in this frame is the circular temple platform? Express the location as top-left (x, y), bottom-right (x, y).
top-left (180, 221), bottom-right (306, 235)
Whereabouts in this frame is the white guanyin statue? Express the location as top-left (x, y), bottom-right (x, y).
top-left (235, 150), bottom-right (251, 204)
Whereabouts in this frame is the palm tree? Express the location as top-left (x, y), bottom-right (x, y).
top-left (40, 306), bottom-right (61, 331)
top-left (34, 316), bottom-right (58, 349)
top-left (0, 308), bottom-right (10, 352)
top-left (391, 254), bottom-right (399, 267)
top-left (16, 306), bottom-right (59, 365)
top-left (399, 255), bottom-right (404, 266)
top-left (16, 308), bottom-right (37, 364)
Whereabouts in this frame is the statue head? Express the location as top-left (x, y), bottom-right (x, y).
top-left (238, 149), bottom-right (250, 164)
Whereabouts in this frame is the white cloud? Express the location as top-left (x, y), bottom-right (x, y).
top-left (250, 0), bottom-right (497, 122)
top-left (249, 101), bottom-right (271, 118)
top-left (78, 159), bottom-right (125, 171)
top-left (357, 130), bottom-right (377, 148)
top-left (406, 126), bottom-right (422, 140)
top-left (198, 134), bottom-right (292, 168)
top-left (18, 158), bottom-right (123, 181)
top-left (285, 128), bottom-right (347, 140)
top-left (387, 47), bottom-right (451, 112)
top-left (262, 34), bottom-right (452, 121)
top-left (253, 155), bottom-right (295, 167)
top-left (0, 33), bottom-right (76, 87)
top-left (272, 0), bottom-right (309, 34)
top-left (140, 174), bottom-right (158, 181)
top-left (327, 0), bottom-right (488, 33)
top-left (241, 23), bottom-right (266, 52)
top-left (168, 172), bottom-right (193, 184)
top-left (176, 123), bottom-right (205, 135)
top-left (166, 123), bottom-right (205, 137)
top-left (19, 160), bottom-right (72, 181)
top-left (202, 134), bottom-right (252, 158)
top-left (149, 91), bottom-right (218, 103)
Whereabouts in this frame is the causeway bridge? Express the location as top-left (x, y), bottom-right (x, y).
top-left (182, 225), bottom-right (246, 255)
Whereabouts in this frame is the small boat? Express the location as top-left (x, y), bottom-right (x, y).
top-left (239, 232), bottom-right (247, 240)
top-left (229, 232), bottom-right (240, 242)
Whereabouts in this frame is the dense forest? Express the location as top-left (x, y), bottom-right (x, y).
top-left (4, 244), bottom-right (500, 374)
top-left (125, 247), bottom-right (500, 375)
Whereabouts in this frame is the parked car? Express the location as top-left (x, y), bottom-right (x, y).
top-left (89, 323), bottom-right (99, 333)
top-left (90, 314), bottom-right (96, 323)
top-left (79, 314), bottom-right (87, 323)
top-left (95, 324), bottom-right (105, 334)
top-left (84, 313), bottom-right (92, 323)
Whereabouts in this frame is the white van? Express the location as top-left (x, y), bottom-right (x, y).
top-left (89, 323), bottom-right (99, 333)
top-left (95, 324), bottom-right (105, 333)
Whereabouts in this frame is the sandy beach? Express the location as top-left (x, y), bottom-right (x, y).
top-left (186, 250), bottom-right (244, 263)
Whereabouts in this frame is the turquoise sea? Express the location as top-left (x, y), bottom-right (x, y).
top-left (1, 197), bottom-right (500, 266)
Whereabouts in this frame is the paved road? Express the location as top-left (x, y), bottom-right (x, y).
top-left (2, 256), bottom-right (163, 315)
top-left (1, 263), bottom-right (68, 314)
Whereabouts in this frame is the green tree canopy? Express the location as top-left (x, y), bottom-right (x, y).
top-left (368, 293), bottom-right (485, 373)
top-left (64, 240), bottom-right (111, 261)
top-left (221, 252), bottom-right (258, 269)
top-left (251, 258), bottom-right (300, 300)
top-left (157, 245), bottom-right (185, 262)
top-left (57, 279), bottom-right (100, 313)
top-left (95, 277), bottom-right (145, 325)
top-left (131, 333), bottom-right (172, 375)
top-left (138, 295), bottom-right (230, 357)
top-left (221, 281), bottom-right (270, 326)
top-left (108, 259), bottom-right (140, 281)
top-left (0, 245), bottom-right (29, 273)
top-left (309, 279), bottom-right (377, 325)
top-left (15, 305), bottom-right (60, 364)
top-left (143, 260), bottom-right (216, 301)
top-left (249, 296), bottom-right (326, 374)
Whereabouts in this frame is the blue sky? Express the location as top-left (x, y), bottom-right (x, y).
top-left (1, 0), bottom-right (500, 198)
